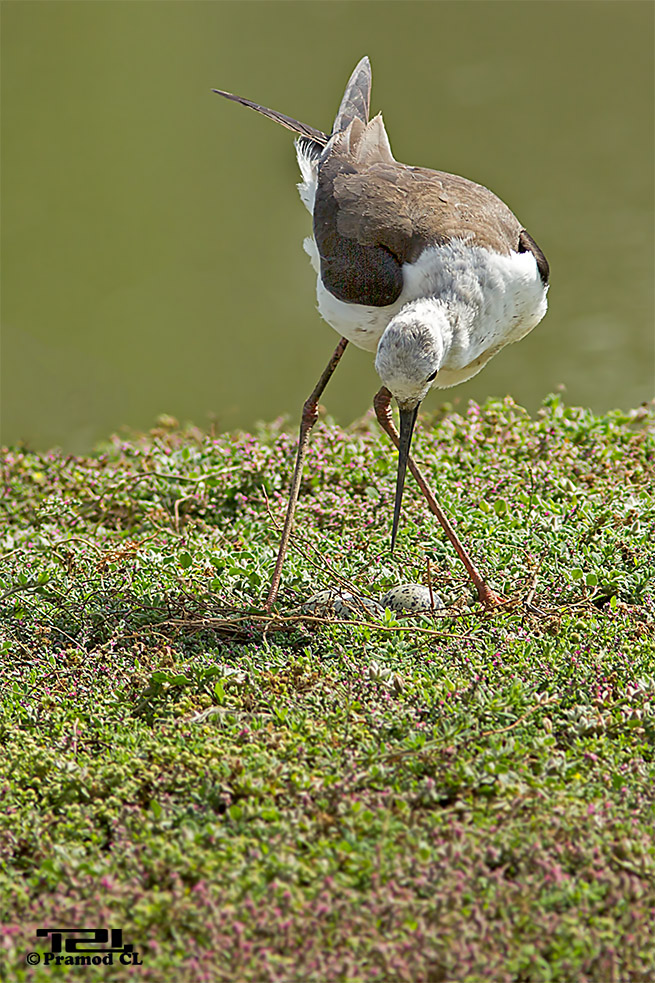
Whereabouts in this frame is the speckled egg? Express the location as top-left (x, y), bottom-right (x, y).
top-left (303, 590), bottom-right (385, 621)
top-left (381, 583), bottom-right (445, 614)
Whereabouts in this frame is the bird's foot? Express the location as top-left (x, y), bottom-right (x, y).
top-left (476, 586), bottom-right (549, 618)
top-left (476, 582), bottom-right (507, 611)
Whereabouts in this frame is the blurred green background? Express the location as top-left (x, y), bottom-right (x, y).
top-left (2, 0), bottom-right (653, 451)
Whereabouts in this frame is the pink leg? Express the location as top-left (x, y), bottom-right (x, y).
top-left (373, 387), bottom-right (504, 611)
top-left (265, 338), bottom-right (349, 610)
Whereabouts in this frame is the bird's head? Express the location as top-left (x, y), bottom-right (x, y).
top-left (375, 305), bottom-right (446, 552)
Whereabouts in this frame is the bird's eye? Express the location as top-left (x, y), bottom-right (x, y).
top-left (426, 369), bottom-right (438, 383)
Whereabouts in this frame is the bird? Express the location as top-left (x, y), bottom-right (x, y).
top-left (213, 56), bottom-right (549, 611)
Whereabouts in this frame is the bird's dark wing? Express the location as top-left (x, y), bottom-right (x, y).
top-left (332, 55), bottom-right (372, 133)
top-left (314, 115), bottom-right (544, 307)
top-left (518, 229), bottom-right (550, 284)
top-left (212, 55), bottom-right (373, 150)
top-left (314, 115), bottom-right (405, 306)
top-left (212, 88), bottom-right (328, 147)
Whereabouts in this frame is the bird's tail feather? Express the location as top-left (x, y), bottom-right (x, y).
top-left (212, 88), bottom-right (328, 146)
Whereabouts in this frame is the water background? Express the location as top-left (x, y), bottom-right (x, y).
top-left (2, 0), bottom-right (653, 451)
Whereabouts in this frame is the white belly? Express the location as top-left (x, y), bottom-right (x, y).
top-left (305, 235), bottom-right (548, 385)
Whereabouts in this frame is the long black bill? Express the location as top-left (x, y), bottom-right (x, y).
top-left (390, 404), bottom-right (419, 553)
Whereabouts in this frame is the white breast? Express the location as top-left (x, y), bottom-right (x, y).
top-left (307, 238), bottom-right (548, 374)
